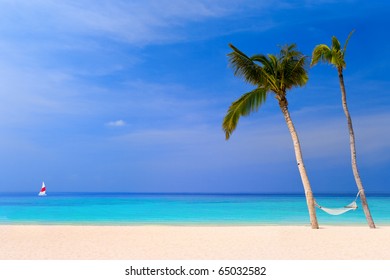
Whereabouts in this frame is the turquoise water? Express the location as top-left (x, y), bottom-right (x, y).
top-left (0, 193), bottom-right (389, 226)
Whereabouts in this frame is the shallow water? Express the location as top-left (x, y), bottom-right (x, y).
top-left (0, 193), bottom-right (389, 225)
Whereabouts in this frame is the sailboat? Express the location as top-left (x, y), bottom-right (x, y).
top-left (38, 182), bottom-right (47, 196)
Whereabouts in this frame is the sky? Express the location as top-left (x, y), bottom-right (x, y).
top-left (0, 0), bottom-right (389, 194)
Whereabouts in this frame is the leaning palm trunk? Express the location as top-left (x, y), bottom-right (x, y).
top-left (338, 69), bottom-right (375, 228)
top-left (225, 44), bottom-right (320, 229)
top-left (279, 98), bottom-right (319, 229)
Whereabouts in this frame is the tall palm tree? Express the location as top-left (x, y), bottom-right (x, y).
top-left (311, 31), bottom-right (376, 228)
top-left (223, 43), bottom-right (319, 229)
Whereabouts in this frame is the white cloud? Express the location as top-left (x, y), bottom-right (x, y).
top-left (0, 0), bottom-right (280, 46)
top-left (106, 120), bottom-right (126, 127)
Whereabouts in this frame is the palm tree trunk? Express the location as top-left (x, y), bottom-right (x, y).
top-left (279, 99), bottom-right (319, 229)
top-left (338, 69), bottom-right (376, 229)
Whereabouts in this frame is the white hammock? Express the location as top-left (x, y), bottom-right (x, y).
top-left (315, 191), bottom-right (360, 216)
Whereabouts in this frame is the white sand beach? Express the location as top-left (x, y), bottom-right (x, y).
top-left (0, 225), bottom-right (389, 260)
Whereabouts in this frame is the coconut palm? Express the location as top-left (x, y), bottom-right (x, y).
top-left (223, 43), bottom-right (319, 229)
top-left (311, 30), bottom-right (375, 228)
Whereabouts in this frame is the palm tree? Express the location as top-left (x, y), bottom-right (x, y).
top-left (311, 31), bottom-right (375, 228)
top-left (223, 43), bottom-right (319, 229)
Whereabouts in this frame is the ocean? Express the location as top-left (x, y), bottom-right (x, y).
top-left (0, 193), bottom-right (389, 226)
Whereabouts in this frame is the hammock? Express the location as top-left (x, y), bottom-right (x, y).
top-left (315, 191), bottom-right (361, 215)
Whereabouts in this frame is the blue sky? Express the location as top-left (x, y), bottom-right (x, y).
top-left (0, 0), bottom-right (389, 194)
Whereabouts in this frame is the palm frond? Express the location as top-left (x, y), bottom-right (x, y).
top-left (279, 45), bottom-right (308, 90)
top-left (222, 87), bottom-right (268, 140)
top-left (331, 36), bottom-right (341, 51)
top-left (310, 44), bottom-right (332, 66)
top-left (330, 51), bottom-right (346, 68)
top-left (280, 44), bottom-right (300, 60)
top-left (251, 54), bottom-right (276, 74)
top-left (228, 44), bottom-right (264, 85)
top-left (267, 55), bottom-right (279, 73)
top-left (342, 29), bottom-right (355, 58)
top-left (251, 54), bottom-right (279, 90)
top-left (285, 56), bottom-right (308, 88)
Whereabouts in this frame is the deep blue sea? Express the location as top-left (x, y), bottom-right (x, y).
top-left (0, 193), bottom-right (389, 226)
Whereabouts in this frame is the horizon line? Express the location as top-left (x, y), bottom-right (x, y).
top-left (1, 191), bottom-right (389, 196)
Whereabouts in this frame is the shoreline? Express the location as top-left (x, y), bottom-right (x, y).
top-left (0, 221), bottom-right (390, 228)
top-left (1, 225), bottom-right (389, 260)
top-left (1, 222), bottom-right (389, 226)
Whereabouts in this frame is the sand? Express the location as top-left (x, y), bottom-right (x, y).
top-left (0, 225), bottom-right (389, 260)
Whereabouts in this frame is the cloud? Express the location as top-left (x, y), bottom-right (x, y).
top-left (0, 0), bottom-right (282, 46)
top-left (106, 120), bottom-right (126, 127)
